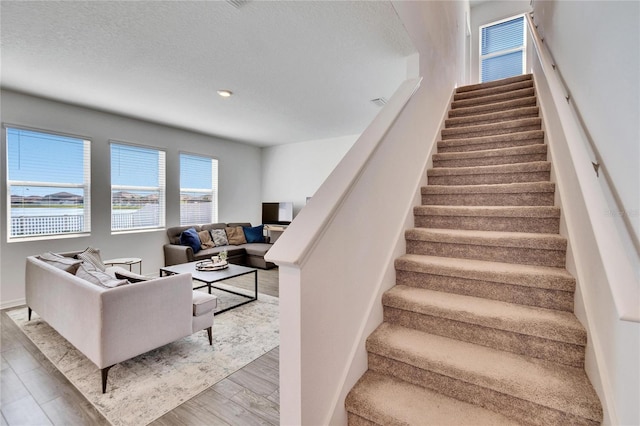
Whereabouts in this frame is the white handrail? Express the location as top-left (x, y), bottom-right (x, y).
top-left (525, 12), bottom-right (640, 258)
top-left (525, 13), bottom-right (639, 322)
top-left (265, 77), bottom-right (422, 267)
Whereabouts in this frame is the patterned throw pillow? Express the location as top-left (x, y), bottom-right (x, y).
top-left (76, 247), bottom-right (106, 271)
top-left (225, 226), bottom-right (247, 245)
top-left (38, 252), bottom-right (83, 274)
top-left (198, 230), bottom-right (215, 249)
top-left (76, 263), bottom-right (128, 288)
top-left (210, 229), bottom-right (229, 247)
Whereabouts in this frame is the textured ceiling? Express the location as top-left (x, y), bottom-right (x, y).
top-left (0, 1), bottom-right (415, 147)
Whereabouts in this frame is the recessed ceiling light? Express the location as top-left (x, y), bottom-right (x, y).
top-left (217, 90), bottom-right (233, 98)
top-left (370, 97), bottom-right (387, 107)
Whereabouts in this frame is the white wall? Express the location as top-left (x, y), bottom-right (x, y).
top-left (470, 0), bottom-right (531, 83)
top-left (261, 134), bottom-right (358, 217)
top-left (532, 0), bottom-right (639, 244)
top-left (0, 90), bottom-right (263, 308)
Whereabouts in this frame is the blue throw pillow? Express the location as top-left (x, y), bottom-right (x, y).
top-left (243, 224), bottom-right (265, 243)
top-left (180, 227), bottom-right (201, 253)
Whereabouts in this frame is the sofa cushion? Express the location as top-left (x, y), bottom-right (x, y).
top-left (180, 227), bottom-right (201, 253)
top-left (243, 243), bottom-right (273, 257)
top-left (38, 252), bottom-right (83, 274)
top-left (76, 247), bottom-right (106, 271)
top-left (110, 266), bottom-right (150, 283)
top-left (225, 226), bottom-right (247, 245)
top-left (192, 291), bottom-right (218, 316)
top-left (193, 246), bottom-right (244, 261)
top-left (198, 230), bottom-right (215, 249)
top-left (210, 229), bottom-right (229, 247)
top-left (77, 263), bottom-right (128, 288)
top-left (243, 224), bottom-right (265, 243)
top-left (167, 225), bottom-right (202, 245)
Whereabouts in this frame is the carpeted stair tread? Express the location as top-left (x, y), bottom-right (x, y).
top-left (422, 181), bottom-right (556, 206)
top-left (414, 205), bottom-right (560, 218)
top-left (395, 254), bottom-right (575, 292)
top-left (414, 205), bottom-right (560, 233)
top-left (367, 323), bottom-right (602, 423)
top-left (445, 106), bottom-right (539, 128)
top-left (433, 144), bottom-right (548, 168)
top-left (451, 87), bottom-right (535, 109)
top-left (427, 162), bottom-right (551, 186)
top-left (449, 96), bottom-right (537, 118)
top-left (456, 74), bottom-right (532, 94)
top-left (346, 370), bottom-right (521, 426)
top-left (441, 117), bottom-right (541, 140)
top-left (383, 286), bottom-right (586, 346)
top-left (405, 228), bottom-right (566, 251)
top-left (438, 130), bottom-right (544, 153)
top-left (454, 80), bottom-right (534, 101)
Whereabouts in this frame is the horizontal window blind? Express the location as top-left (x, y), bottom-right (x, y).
top-left (6, 127), bottom-right (91, 240)
top-left (110, 142), bottom-right (165, 231)
top-left (480, 15), bottom-right (525, 83)
top-left (180, 153), bottom-right (218, 225)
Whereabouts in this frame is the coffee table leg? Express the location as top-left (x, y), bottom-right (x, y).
top-left (254, 270), bottom-right (258, 300)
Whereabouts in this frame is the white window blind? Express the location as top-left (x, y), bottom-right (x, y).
top-left (110, 142), bottom-right (165, 231)
top-left (6, 126), bottom-right (91, 241)
top-left (180, 153), bottom-right (218, 225)
top-left (480, 15), bottom-right (526, 83)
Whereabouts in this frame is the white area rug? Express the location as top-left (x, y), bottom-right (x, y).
top-left (7, 294), bottom-right (279, 426)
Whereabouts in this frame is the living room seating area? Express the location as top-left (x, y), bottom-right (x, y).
top-left (164, 222), bottom-right (276, 269)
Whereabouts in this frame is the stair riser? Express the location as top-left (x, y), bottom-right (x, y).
top-left (452, 88), bottom-right (536, 109)
top-left (396, 270), bottom-right (574, 311)
top-left (445, 110), bottom-right (539, 129)
top-left (441, 123), bottom-right (541, 140)
top-left (433, 152), bottom-right (548, 168)
top-left (422, 192), bottom-right (555, 206)
top-left (406, 240), bottom-right (566, 267)
top-left (456, 74), bottom-right (532, 94)
top-left (346, 413), bottom-right (376, 426)
top-left (438, 139), bottom-right (544, 153)
top-left (383, 307), bottom-right (585, 367)
top-left (428, 171), bottom-right (551, 186)
top-left (449, 97), bottom-right (537, 118)
top-left (414, 215), bottom-right (560, 234)
top-left (367, 353), bottom-right (599, 426)
top-left (454, 81), bottom-right (534, 101)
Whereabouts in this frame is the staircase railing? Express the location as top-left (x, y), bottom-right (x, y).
top-left (524, 14), bottom-right (639, 321)
top-left (265, 75), bottom-right (447, 425)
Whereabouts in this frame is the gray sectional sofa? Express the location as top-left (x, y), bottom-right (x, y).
top-left (164, 222), bottom-right (276, 269)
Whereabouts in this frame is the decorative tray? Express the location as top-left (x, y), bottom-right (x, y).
top-left (195, 260), bottom-right (228, 271)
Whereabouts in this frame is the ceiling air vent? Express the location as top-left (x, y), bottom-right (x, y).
top-left (370, 97), bottom-right (388, 107)
top-left (227, 0), bottom-right (249, 9)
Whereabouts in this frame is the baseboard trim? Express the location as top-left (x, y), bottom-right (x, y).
top-left (1, 298), bottom-right (26, 310)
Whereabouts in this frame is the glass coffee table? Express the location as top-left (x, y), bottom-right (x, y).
top-left (160, 262), bottom-right (257, 314)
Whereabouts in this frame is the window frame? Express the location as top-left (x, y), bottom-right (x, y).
top-left (109, 140), bottom-right (166, 234)
top-left (179, 152), bottom-right (219, 225)
top-left (5, 124), bottom-right (91, 242)
top-left (479, 14), bottom-right (527, 83)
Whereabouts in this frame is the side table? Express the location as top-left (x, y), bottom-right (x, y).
top-left (104, 257), bottom-right (142, 274)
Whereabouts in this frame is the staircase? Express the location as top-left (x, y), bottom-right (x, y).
top-left (345, 74), bottom-right (603, 425)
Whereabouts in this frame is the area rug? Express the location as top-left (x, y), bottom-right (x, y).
top-left (7, 293), bottom-right (279, 426)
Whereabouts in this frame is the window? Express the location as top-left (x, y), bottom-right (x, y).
top-left (480, 15), bottom-right (526, 82)
top-left (6, 126), bottom-right (91, 240)
top-left (180, 153), bottom-right (218, 225)
top-left (110, 142), bottom-right (165, 232)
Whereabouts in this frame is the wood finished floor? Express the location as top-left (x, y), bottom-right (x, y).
top-left (1, 268), bottom-right (280, 426)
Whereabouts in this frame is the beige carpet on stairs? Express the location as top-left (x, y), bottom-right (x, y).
top-left (345, 73), bottom-right (603, 426)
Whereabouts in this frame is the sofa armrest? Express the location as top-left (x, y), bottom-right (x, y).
top-left (99, 274), bottom-right (193, 367)
top-left (163, 243), bottom-right (194, 266)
